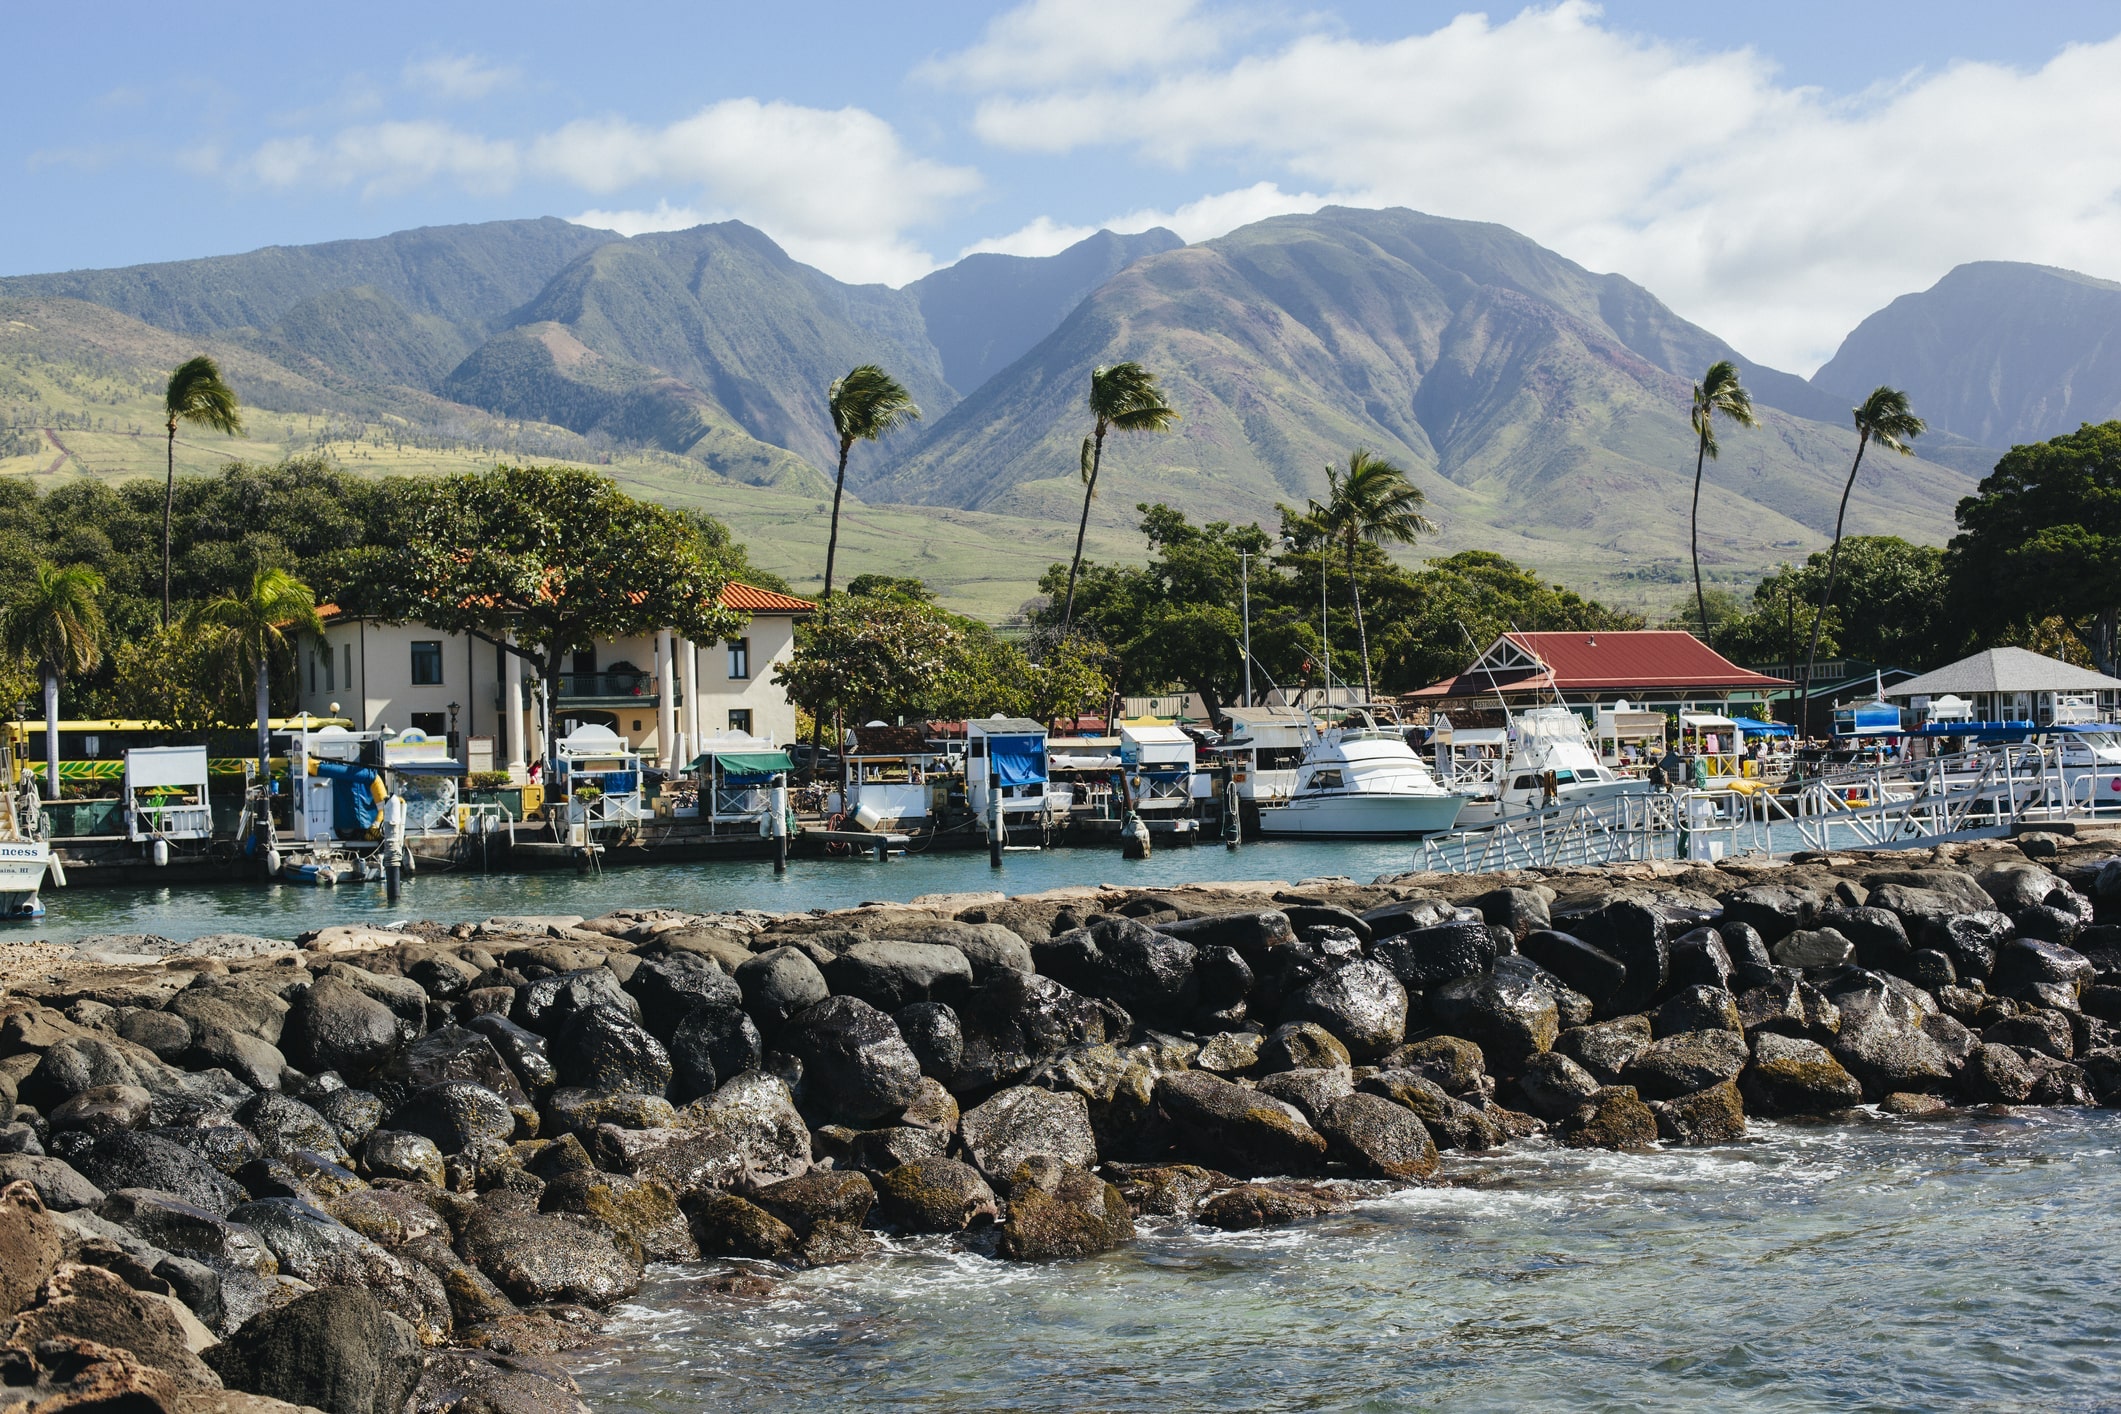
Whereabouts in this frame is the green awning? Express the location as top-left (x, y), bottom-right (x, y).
top-left (685, 749), bottom-right (792, 775)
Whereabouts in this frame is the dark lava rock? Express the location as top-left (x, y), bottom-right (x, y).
top-left (752, 1169), bottom-right (876, 1235)
top-left (826, 942), bottom-right (975, 1012)
top-left (1430, 957), bottom-right (1560, 1075)
top-left (206, 1286), bottom-right (422, 1414)
top-left (237, 1091), bottom-right (353, 1165)
top-left (1718, 885), bottom-right (1818, 944)
top-left (1556, 1088), bottom-right (1659, 1149)
top-left (1154, 909), bottom-right (1295, 964)
top-left (1359, 898), bottom-right (1458, 940)
top-left (1903, 949), bottom-right (1959, 995)
top-left (1471, 886), bottom-right (1552, 941)
top-left (1260, 1021), bottom-right (1352, 1073)
top-left (687, 1192), bottom-right (800, 1263)
top-left (1651, 1081), bottom-right (1746, 1145)
top-left (2016, 903), bottom-right (2084, 947)
top-left (387, 1081), bottom-right (517, 1154)
top-left (1773, 928), bottom-right (1856, 971)
top-left (1554, 1015), bottom-right (1654, 1084)
top-left (362, 1129), bottom-right (446, 1186)
top-left (369, 1025), bottom-right (531, 1123)
top-left (733, 947), bottom-right (830, 1033)
top-left (1992, 937), bottom-right (2094, 995)
top-left (76, 1131), bottom-right (244, 1216)
top-left (1652, 986), bottom-right (1741, 1037)
top-left (1316, 1093), bottom-right (1438, 1179)
top-left (1962, 1042), bottom-right (2038, 1103)
top-left (783, 996), bottom-right (924, 1122)
top-left (0, 1153), bottom-right (106, 1210)
top-left (540, 1169), bottom-right (696, 1263)
top-left (461, 1207), bottom-right (644, 1306)
top-left (625, 950), bottom-right (744, 1035)
top-left (189, 1026), bottom-right (290, 1092)
top-left (1155, 1071), bottom-right (1327, 1176)
top-left (893, 1000), bottom-right (964, 1084)
top-left (1106, 1163), bottom-right (1227, 1218)
top-left (1620, 1030), bottom-right (1749, 1100)
top-left (1666, 927), bottom-right (1732, 991)
top-left (1372, 922), bottom-right (1501, 992)
top-left (1831, 988), bottom-right (1955, 1098)
top-left (1196, 1182), bottom-right (1342, 1230)
top-left (1920, 912), bottom-right (2013, 981)
top-left (511, 967), bottom-right (637, 1036)
top-left (875, 1158), bottom-right (998, 1232)
top-left (882, 920), bottom-right (1036, 979)
top-left (1280, 959), bottom-right (1407, 1060)
top-left (959, 1086), bottom-right (1097, 1181)
top-left (1984, 1010), bottom-right (2074, 1060)
top-left (46, 1083), bottom-right (152, 1137)
top-left (228, 1196), bottom-right (448, 1338)
top-left (1518, 929), bottom-right (1627, 1008)
top-left (117, 1009), bottom-right (192, 1061)
top-left (1359, 1072), bottom-right (1500, 1150)
top-left (554, 1005), bottom-right (672, 1096)
top-left (542, 1088), bottom-right (675, 1137)
top-left (1384, 1036), bottom-right (1486, 1096)
top-left (98, 1188), bottom-right (276, 1272)
top-left (1036, 917), bottom-right (1199, 1025)
top-left (1515, 1051), bottom-right (1602, 1121)
top-left (1816, 907), bottom-right (1911, 970)
top-left (314, 1088), bottom-right (385, 1152)
top-left (996, 1157), bottom-right (1134, 1261)
top-left (1571, 899), bottom-right (1669, 1015)
top-left (952, 969), bottom-right (1120, 1091)
top-left (1740, 1034), bottom-right (1862, 1114)
top-left (408, 1350), bottom-right (588, 1414)
top-left (1716, 920), bottom-right (1772, 971)
top-left (283, 975), bottom-right (404, 1077)
top-left (668, 1001), bottom-right (763, 1102)
top-left (1193, 944), bottom-right (1253, 1019)
top-left (465, 1013), bottom-right (559, 1095)
top-left (1284, 903), bottom-right (1373, 941)
top-left (1254, 1067), bottom-right (1355, 1124)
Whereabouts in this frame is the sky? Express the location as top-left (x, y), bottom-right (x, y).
top-left (8, 1), bottom-right (2121, 374)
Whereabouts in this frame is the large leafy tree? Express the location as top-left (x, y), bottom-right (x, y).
top-left (1799, 388), bottom-right (1925, 730)
top-left (1949, 420), bottom-right (2121, 672)
top-left (822, 366), bottom-right (920, 600)
top-left (1061, 363), bottom-right (1178, 634)
top-left (1686, 360), bottom-right (1757, 645)
top-left (1716, 538), bottom-right (1947, 675)
top-left (775, 593), bottom-right (966, 728)
top-left (189, 567), bottom-right (322, 778)
top-left (1310, 449), bottom-right (1436, 703)
top-left (356, 466), bottom-right (742, 763)
top-left (2, 564), bottom-right (105, 799)
top-left (162, 357), bottom-right (243, 628)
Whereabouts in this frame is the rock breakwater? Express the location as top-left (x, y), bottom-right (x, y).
top-left (3, 830), bottom-right (2121, 1411)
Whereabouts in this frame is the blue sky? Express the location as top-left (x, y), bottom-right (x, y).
top-left (9, 1), bottom-right (2120, 371)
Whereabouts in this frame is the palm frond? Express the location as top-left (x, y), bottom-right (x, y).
top-left (829, 364), bottom-right (921, 444)
top-left (1080, 435), bottom-right (1096, 485)
top-left (166, 355), bottom-right (244, 436)
top-left (1, 563), bottom-right (106, 677)
top-left (192, 567), bottom-right (321, 668)
top-left (1315, 448), bottom-right (1436, 549)
top-left (1854, 386), bottom-right (1925, 454)
top-left (1089, 362), bottom-right (1179, 434)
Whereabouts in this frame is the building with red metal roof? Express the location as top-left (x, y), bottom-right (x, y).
top-left (1407, 630), bottom-right (1789, 710)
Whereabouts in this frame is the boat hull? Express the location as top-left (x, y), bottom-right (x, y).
top-left (0, 841), bottom-right (51, 917)
top-left (1256, 792), bottom-right (1466, 838)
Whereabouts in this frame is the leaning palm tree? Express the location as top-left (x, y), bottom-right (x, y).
top-left (822, 366), bottom-right (920, 600)
top-left (1062, 362), bottom-right (1179, 633)
top-left (1, 564), bottom-right (105, 801)
top-left (1312, 449), bottom-right (1436, 703)
top-left (190, 567), bottom-right (320, 782)
top-left (1798, 387), bottom-right (1925, 734)
top-left (163, 357), bottom-right (244, 628)
top-left (1687, 360), bottom-right (1758, 645)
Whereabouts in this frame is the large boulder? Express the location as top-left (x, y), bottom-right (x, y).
top-left (958, 1086), bottom-right (1097, 1182)
top-left (1514, 1051), bottom-right (1602, 1121)
top-left (11, 1261), bottom-right (220, 1389)
top-left (1517, 930), bottom-right (1627, 1008)
top-left (1992, 937), bottom-right (2095, 997)
top-left (1429, 957), bottom-right (1560, 1075)
top-left (1556, 1088), bottom-right (1659, 1149)
top-left (1772, 928), bottom-right (1856, 971)
top-left (75, 1132), bottom-right (244, 1217)
top-left (624, 950), bottom-right (743, 1035)
top-left (465, 1013), bottom-right (559, 1095)
top-left (0, 1154), bottom-right (106, 1211)
top-left (1570, 899), bottom-right (1669, 1014)
top-left (783, 996), bottom-right (925, 1123)
top-left (1741, 1034), bottom-right (1863, 1114)
top-left (1255, 1068), bottom-right (1355, 1124)
top-left (236, 1092), bottom-right (353, 1165)
top-left (0, 1179), bottom-right (63, 1318)
top-left (1621, 1030), bottom-right (1749, 1100)
top-left (875, 1158), bottom-right (998, 1232)
top-left (1666, 928), bottom-right (1733, 991)
top-left (1154, 1071), bottom-right (1327, 1176)
top-left (385, 1081), bottom-right (517, 1154)
top-left (511, 967), bottom-right (638, 1036)
top-left (205, 1286), bottom-right (422, 1414)
top-left (1830, 984), bottom-right (1955, 1098)
top-left (1962, 1042), bottom-right (2037, 1104)
top-left (824, 942), bottom-right (975, 1012)
top-left (1154, 909), bottom-right (1295, 964)
top-left (1651, 986), bottom-right (1741, 1037)
top-left (553, 1006), bottom-right (673, 1096)
top-left (97, 1188), bottom-right (276, 1274)
top-left (733, 948), bottom-right (830, 1033)
top-left (1471, 887), bottom-right (1552, 941)
top-left (607, 1073), bottom-right (810, 1197)
top-left (894, 1002), bottom-right (963, 1082)
top-left (1280, 960), bottom-right (1407, 1061)
top-left (952, 969), bottom-right (1120, 1091)
top-left (1372, 922), bottom-right (1500, 992)
top-left (1651, 1081), bottom-right (1747, 1146)
top-left (1315, 1094), bottom-right (1438, 1179)
top-left (1815, 907), bottom-right (1911, 970)
top-left (1035, 917), bottom-right (1199, 1025)
top-left (994, 1157), bottom-right (1133, 1261)
top-left (283, 976), bottom-right (403, 1076)
top-left (667, 1002), bottom-right (762, 1102)
top-left (884, 920), bottom-right (1036, 979)
top-left (1919, 912), bottom-right (2014, 981)
top-left (1717, 884), bottom-right (1818, 944)
top-left (227, 1197), bottom-right (448, 1338)
top-left (460, 1208), bottom-right (644, 1307)
top-left (1554, 1016), bottom-right (1653, 1084)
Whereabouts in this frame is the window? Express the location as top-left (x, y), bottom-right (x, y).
top-left (572, 647), bottom-right (598, 675)
top-left (728, 710), bottom-right (753, 735)
top-left (727, 638), bottom-right (751, 679)
top-left (308, 651), bottom-right (316, 694)
top-left (410, 640), bottom-right (444, 686)
top-left (343, 645), bottom-right (353, 693)
top-left (321, 644), bottom-right (334, 691)
top-left (410, 712), bottom-right (446, 738)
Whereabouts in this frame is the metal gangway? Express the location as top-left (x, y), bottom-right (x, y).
top-left (1417, 787), bottom-right (1771, 873)
top-left (1768, 739), bottom-right (2103, 851)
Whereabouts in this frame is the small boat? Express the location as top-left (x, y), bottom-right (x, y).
top-left (1453, 706), bottom-right (1657, 826)
top-left (275, 846), bottom-right (380, 886)
top-left (0, 747), bottom-right (53, 918)
top-left (1255, 711), bottom-right (1467, 838)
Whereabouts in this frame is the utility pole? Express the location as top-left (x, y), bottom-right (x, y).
top-left (1240, 548), bottom-right (1253, 708)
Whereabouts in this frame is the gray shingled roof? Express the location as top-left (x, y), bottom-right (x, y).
top-left (1883, 647), bottom-right (2121, 699)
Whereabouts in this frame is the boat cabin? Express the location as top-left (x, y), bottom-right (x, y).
top-left (683, 733), bottom-right (792, 832)
top-left (1212, 708), bottom-right (1313, 803)
top-left (964, 716), bottom-right (1058, 820)
top-left (124, 746), bottom-right (211, 843)
top-left (1119, 721), bottom-right (1198, 815)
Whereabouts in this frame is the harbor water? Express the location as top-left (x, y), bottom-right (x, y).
top-left (573, 1108), bottom-right (2121, 1410)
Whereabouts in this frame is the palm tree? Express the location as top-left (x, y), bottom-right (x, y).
top-left (190, 567), bottom-right (320, 781)
top-left (1687, 360), bottom-right (1758, 644)
top-left (822, 366), bottom-right (920, 600)
top-left (2, 564), bottom-right (105, 801)
top-left (163, 356), bottom-right (244, 629)
top-left (1799, 387), bottom-right (1925, 734)
top-left (1312, 449), bottom-right (1436, 702)
top-left (1061, 363), bottom-right (1179, 633)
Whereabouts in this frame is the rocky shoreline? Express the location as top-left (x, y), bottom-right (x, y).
top-left (4, 829), bottom-right (2121, 1413)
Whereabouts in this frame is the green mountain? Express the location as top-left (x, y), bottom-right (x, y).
top-left (862, 207), bottom-right (1971, 599)
top-left (909, 228), bottom-right (1184, 393)
top-left (1812, 261), bottom-right (2121, 456)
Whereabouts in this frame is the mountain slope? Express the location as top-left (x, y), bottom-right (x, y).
top-left (867, 206), bottom-right (1969, 594)
top-left (1813, 260), bottom-right (2121, 451)
top-left (909, 228), bottom-right (1184, 393)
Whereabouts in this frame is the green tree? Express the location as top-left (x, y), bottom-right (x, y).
top-left (1310, 449), bottom-right (1436, 702)
top-left (1716, 538), bottom-right (1947, 677)
top-left (356, 466), bottom-right (742, 763)
top-left (162, 357), bottom-right (243, 628)
top-left (1062, 363), bottom-right (1178, 634)
top-left (822, 366), bottom-right (920, 600)
top-left (1948, 421), bottom-right (2121, 673)
top-left (1798, 388), bottom-right (1925, 729)
top-left (1686, 360), bottom-right (1758, 645)
top-left (775, 594), bottom-right (966, 728)
top-left (188, 567), bottom-right (322, 779)
top-left (2, 563), bottom-right (105, 799)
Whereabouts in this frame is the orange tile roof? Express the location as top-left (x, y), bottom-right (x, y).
top-left (720, 582), bottom-right (817, 614)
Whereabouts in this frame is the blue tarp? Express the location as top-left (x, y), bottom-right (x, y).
top-left (315, 760), bottom-right (379, 836)
top-left (1730, 716), bottom-right (1793, 737)
top-left (1835, 702), bottom-right (1902, 735)
top-left (988, 735), bottom-right (1047, 787)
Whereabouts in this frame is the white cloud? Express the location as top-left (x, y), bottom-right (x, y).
top-left (959, 216), bottom-right (1100, 258)
top-left (958, 0), bottom-right (2121, 371)
top-left (919, 0), bottom-right (1230, 91)
top-left (403, 54), bottom-right (517, 102)
top-left (240, 122), bottom-right (520, 196)
top-left (1103, 181), bottom-right (1346, 242)
top-left (570, 200), bottom-right (707, 237)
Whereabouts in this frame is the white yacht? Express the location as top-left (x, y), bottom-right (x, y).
top-left (1452, 705), bottom-right (1655, 826)
top-left (0, 747), bottom-right (53, 918)
top-left (1255, 711), bottom-right (1467, 838)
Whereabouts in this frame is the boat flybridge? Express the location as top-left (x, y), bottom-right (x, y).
top-left (1452, 705), bottom-right (1656, 826)
top-left (1254, 708), bottom-right (1467, 838)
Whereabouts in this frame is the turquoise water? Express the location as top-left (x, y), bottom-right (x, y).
top-left (14, 839), bottom-right (1418, 944)
top-left (572, 1109), bottom-right (2121, 1410)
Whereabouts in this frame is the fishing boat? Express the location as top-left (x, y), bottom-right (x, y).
top-left (0, 746), bottom-right (53, 918)
top-left (1452, 706), bottom-right (1656, 825)
top-left (1255, 710), bottom-right (1467, 838)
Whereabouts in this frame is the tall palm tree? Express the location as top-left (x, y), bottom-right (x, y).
top-left (1062, 362), bottom-right (1179, 633)
top-left (1312, 449), bottom-right (1436, 703)
top-left (1687, 360), bottom-right (1758, 645)
top-left (1799, 387), bottom-right (1925, 734)
top-left (190, 567), bottom-right (320, 782)
top-left (822, 365), bottom-right (920, 600)
top-left (163, 356), bottom-right (244, 629)
top-left (2, 564), bottom-right (105, 801)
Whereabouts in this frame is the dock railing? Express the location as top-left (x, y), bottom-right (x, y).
top-left (1773, 740), bottom-right (2097, 851)
top-left (1418, 787), bottom-right (1770, 873)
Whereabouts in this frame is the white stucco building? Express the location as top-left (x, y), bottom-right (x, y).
top-left (296, 582), bottom-right (815, 773)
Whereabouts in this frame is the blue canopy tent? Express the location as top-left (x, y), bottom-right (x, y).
top-left (987, 735), bottom-right (1048, 787)
top-left (1730, 716), bottom-right (1793, 738)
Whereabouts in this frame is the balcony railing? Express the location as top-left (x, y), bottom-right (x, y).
top-left (555, 671), bottom-right (672, 703)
